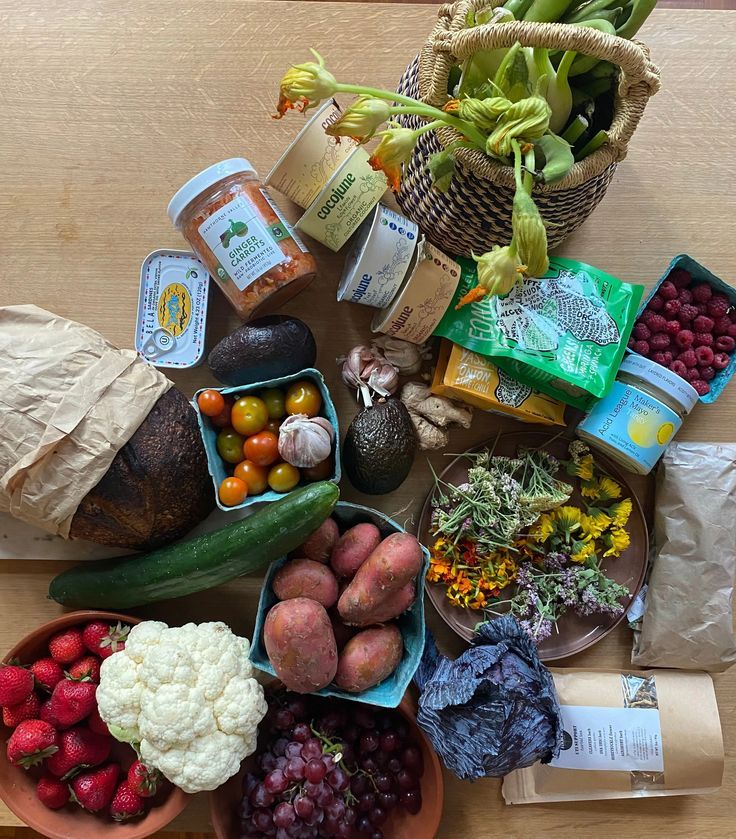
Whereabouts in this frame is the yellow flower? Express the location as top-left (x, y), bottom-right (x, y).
top-left (570, 541), bottom-right (596, 564)
top-left (554, 505), bottom-right (582, 537)
top-left (512, 186), bottom-right (549, 278)
top-left (455, 245), bottom-right (524, 308)
top-left (603, 527), bottom-right (630, 557)
top-left (368, 126), bottom-right (417, 192)
top-left (275, 50), bottom-right (337, 117)
top-left (581, 476), bottom-right (622, 503)
top-left (325, 96), bottom-right (391, 143)
top-left (529, 512), bottom-right (555, 543)
top-left (580, 510), bottom-right (613, 540)
top-left (486, 95), bottom-right (551, 158)
top-left (444, 96), bottom-right (512, 131)
top-left (568, 453), bottom-right (595, 482)
top-left (609, 498), bottom-right (633, 528)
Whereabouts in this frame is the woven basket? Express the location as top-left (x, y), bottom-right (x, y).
top-left (395, 0), bottom-right (661, 257)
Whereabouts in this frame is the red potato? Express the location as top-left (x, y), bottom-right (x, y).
top-left (329, 610), bottom-right (357, 651)
top-left (330, 523), bottom-right (382, 579)
top-left (272, 558), bottom-right (339, 609)
top-left (337, 532), bottom-right (423, 626)
top-left (263, 598), bottom-right (337, 693)
top-left (334, 624), bottom-right (403, 693)
top-left (300, 517), bottom-right (340, 564)
top-left (353, 581), bottom-right (416, 626)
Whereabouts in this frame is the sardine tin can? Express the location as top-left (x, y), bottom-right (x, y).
top-left (337, 203), bottom-right (419, 308)
top-left (135, 249), bottom-right (210, 368)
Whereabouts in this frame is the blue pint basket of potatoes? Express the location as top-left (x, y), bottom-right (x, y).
top-left (250, 502), bottom-right (429, 707)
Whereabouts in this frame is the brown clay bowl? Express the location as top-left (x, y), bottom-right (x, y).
top-left (0, 610), bottom-right (189, 839)
top-left (209, 691), bottom-right (444, 839)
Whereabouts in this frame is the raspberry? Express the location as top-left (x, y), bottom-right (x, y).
top-left (677, 288), bottom-right (693, 304)
top-left (646, 313), bottom-right (667, 333)
top-left (652, 352), bottom-right (667, 365)
top-left (627, 336), bottom-right (636, 350)
top-left (694, 332), bottom-right (714, 347)
top-left (728, 324), bottom-right (736, 338)
top-left (693, 315), bottom-right (715, 333)
top-left (716, 335), bottom-right (735, 353)
top-left (692, 283), bottom-right (713, 303)
top-left (640, 310), bottom-right (655, 325)
top-left (713, 315), bottom-right (731, 335)
top-left (699, 366), bottom-right (716, 382)
top-left (668, 268), bottom-right (692, 288)
top-left (678, 349), bottom-right (697, 368)
top-left (674, 330), bottom-right (694, 349)
top-left (659, 280), bottom-right (678, 301)
top-left (633, 340), bottom-right (650, 356)
top-left (695, 346), bottom-right (714, 366)
top-left (678, 304), bottom-right (699, 323)
top-left (684, 367), bottom-right (700, 383)
top-left (664, 320), bottom-right (681, 335)
top-left (713, 352), bottom-right (730, 370)
top-left (706, 293), bottom-right (730, 318)
top-left (690, 380), bottom-right (711, 396)
top-left (695, 301), bottom-right (709, 315)
top-left (633, 323), bottom-right (651, 341)
top-left (662, 351), bottom-right (674, 365)
top-left (649, 333), bottom-right (671, 351)
top-left (669, 360), bottom-right (688, 377)
top-left (663, 299), bottom-right (681, 317)
top-left (648, 294), bottom-right (664, 312)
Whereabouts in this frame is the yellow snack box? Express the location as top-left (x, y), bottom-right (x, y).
top-left (432, 341), bottom-right (566, 426)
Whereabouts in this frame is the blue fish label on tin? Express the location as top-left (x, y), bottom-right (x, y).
top-left (136, 250), bottom-right (210, 368)
top-left (578, 380), bottom-right (682, 474)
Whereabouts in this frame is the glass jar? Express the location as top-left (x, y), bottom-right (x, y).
top-left (577, 353), bottom-right (700, 475)
top-left (168, 158), bottom-right (317, 320)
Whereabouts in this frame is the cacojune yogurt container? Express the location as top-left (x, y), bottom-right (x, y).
top-left (577, 352), bottom-right (699, 475)
top-left (296, 147), bottom-right (388, 252)
top-left (371, 238), bottom-right (461, 345)
top-left (337, 203), bottom-right (419, 308)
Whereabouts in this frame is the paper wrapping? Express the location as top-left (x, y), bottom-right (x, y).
top-left (631, 442), bottom-right (736, 672)
top-left (0, 305), bottom-right (171, 538)
top-left (502, 668), bottom-right (724, 803)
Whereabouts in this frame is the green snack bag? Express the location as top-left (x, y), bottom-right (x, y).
top-left (433, 256), bottom-right (644, 409)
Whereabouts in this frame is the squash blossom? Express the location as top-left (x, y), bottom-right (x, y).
top-left (325, 96), bottom-right (392, 143)
top-left (486, 96), bottom-right (551, 158)
top-left (456, 245), bottom-right (524, 308)
top-left (512, 187), bottom-right (549, 278)
top-left (444, 96), bottom-right (512, 132)
top-left (368, 126), bottom-right (418, 191)
top-left (275, 50), bottom-right (337, 117)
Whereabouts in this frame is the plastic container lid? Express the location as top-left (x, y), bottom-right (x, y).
top-left (167, 158), bottom-right (256, 227)
top-left (620, 352), bottom-right (699, 414)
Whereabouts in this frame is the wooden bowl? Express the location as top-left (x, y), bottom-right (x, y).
top-left (209, 692), bottom-right (444, 839)
top-left (0, 611), bottom-right (189, 839)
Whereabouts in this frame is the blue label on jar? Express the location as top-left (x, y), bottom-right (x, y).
top-left (578, 380), bottom-right (682, 473)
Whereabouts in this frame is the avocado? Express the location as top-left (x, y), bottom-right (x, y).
top-left (208, 315), bottom-right (317, 386)
top-left (342, 399), bottom-right (417, 495)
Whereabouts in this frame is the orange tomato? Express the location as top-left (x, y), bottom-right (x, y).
top-left (198, 389), bottom-right (226, 417)
top-left (231, 396), bottom-right (269, 437)
top-left (244, 430), bottom-right (280, 466)
top-left (218, 476), bottom-right (248, 507)
top-left (234, 460), bottom-right (268, 495)
top-left (268, 462), bottom-right (300, 493)
top-left (285, 380), bottom-right (322, 417)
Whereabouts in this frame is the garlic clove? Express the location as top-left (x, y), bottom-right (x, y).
top-left (278, 413), bottom-right (335, 469)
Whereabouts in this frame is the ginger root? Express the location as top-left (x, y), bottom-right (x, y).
top-left (400, 382), bottom-right (472, 450)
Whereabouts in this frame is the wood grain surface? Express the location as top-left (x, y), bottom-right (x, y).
top-left (1, 1), bottom-right (735, 837)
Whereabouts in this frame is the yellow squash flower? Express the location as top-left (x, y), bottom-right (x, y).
top-left (603, 527), bottom-right (631, 557)
top-left (486, 96), bottom-right (551, 158)
top-left (580, 511), bottom-right (613, 540)
top-left (444, 96), bottom-right (513, 131)
top-left (512, 186), bottom-right (549, 279)
top-left (570, 541), bottom-right (596, 564)
top-left (275, 50), bottom-right (337, 117)
top-left (368, 126), bottom-right (417, 191)
top-left (455, 245), bottom-right (525, 308)
top-left (325, 96), bottom-right (391, 143)
top-left (609, 498), bottom-right (633, 528)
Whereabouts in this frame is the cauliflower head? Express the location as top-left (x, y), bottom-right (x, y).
top-left (97, 621), bottom-right (267, 793)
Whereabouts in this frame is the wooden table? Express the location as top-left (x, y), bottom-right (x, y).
top-left (1, 1), bottom-right (735, 836)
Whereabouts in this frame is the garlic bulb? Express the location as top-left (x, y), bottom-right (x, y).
top-left (339, 344), bottom-right (399, 407)
top-left (278, 414), bottom-right (335, 468)
top-left (371, 336), bottom-right (431, 376)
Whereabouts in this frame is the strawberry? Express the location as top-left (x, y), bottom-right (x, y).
top-left (127, 759), bottom-right (162, 798)
top-left (692, 283), bottom-right (712, 303)
top-left (30, 658), bottom-right (64, 693)
top-left (70, 763), bottom-right (120, 812)
top-left (66, 656), bottom-right (100, 684)
top-left (6, 719), bottom-right (58, 768)
top-left (39, 698), bottom-right (59, 727)
top-left (2, 691), bottom-right (41, 728)
top-left (87, 706), bottom-right (110, 736)
top-left (48, 679), bottom-right (97, 727)
top-left (82, 622), bottom-right (130, 660)
top-left (49, 629), bottom-right (85, 665)
top-left (46, 725), bottom-right (112, 778)
top-left (37, 775), bottom-right (70, 810)
top-left (110, 780), bottom-right (145, 821)
top-left (0, 665), bottom-right (34, 706)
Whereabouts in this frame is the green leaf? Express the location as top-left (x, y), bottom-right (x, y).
top-left (535, 133), bottom-right (575, 183)
top-left (427, 149), bottom-right (457, 193)
top-left (493, 42), bottom-right (531, 102)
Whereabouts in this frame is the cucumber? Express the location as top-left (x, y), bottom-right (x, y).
top-left (49, 482), bottom-right (339, 608)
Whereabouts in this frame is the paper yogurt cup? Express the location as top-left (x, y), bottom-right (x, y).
top-left (337, 204), bottom-right (419, 308)
top-left (295, 147), bottom-right (388, 252)
top-left (371, 238), bottom-right (461, 344)
top-left (266, 100), bottom-right (357, 209)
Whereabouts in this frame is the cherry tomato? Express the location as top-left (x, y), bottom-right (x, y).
top-left (197, 389), bottom-right (225, 417)
top-left (265, 418), bottom-right (282, 435)
top-left (216, 428), bottom-right (246, 464)
top-left (218, 477), bottom-right (248, 507)
top-left (234, 460), bottom-right (268, 495)
top-left (261, 388), bottom-right (286, 420)
top-left (268, 462), bottom-right (300, 493)
top-left (285, 380), bottom-right (322, 418)
top-left (231, 396), bottom-right (269, 437)
top-left (244, 430), bottom-right (280, 466)
top-left (302, 455), bottom-right (334, 482)
top-left (210, 396), bottom-right (233, 429)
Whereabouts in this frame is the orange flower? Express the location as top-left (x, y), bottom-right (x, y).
top-left (274, 50), bottom-right (337, 118)
top-left (368, 127), bottom-right (417, 191)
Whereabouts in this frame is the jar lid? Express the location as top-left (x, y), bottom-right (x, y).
top-left (620, 352), bottom-right (700, 414)
top-left (167, 158), bottom-right (256, 226)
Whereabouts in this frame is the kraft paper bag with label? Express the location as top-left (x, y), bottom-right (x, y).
top-left (631, 442), bottom-right (736, 672)
top-left (502, 668), bottom-right (724, 803)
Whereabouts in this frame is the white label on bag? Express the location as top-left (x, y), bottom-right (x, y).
top-left (550, 705), bottom-right (664, 772)
top-left (198, 195), bottom-right (283, 290)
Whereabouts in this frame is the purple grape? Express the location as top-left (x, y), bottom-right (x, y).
top-left (285, 756), bottom-right (306, 780)
top-left (260, 751), bottom-right (278, 772)
top-left (322, 815), bottom-right (340, 836)
top-left (325, 798), bottom-right (346, 821)
top-left (374, 773), bottom-right (393, 793)
top-left (294, 794), bottom-right (315, 819)
top-left (300, 738), bottom-right (323, 761)
top-left (275, 756), bottom-right (288, 770)
top-left (275, 708), bottom-right (295, 730)
top-left (275, 828), bottom-right (290, 839)
top-left (340, 743), bottom-right (356, 765)
top-left (355, 709), bottom-right (376, 729)
top-left (351, 774), bottom-right (369, 796)
top-left (252, 807), bottom-right (273, 831)
top-left (264, 768), bottom-right (289, 794)
top-left (369, 806), bottom-right (387, 826)
top-left (336, 824), bottom-right (352, 839)
top-left (242, 772), bottom-right (259, 795)
top-left (401, 789), bottom-right (422, 815)
top-left (370, 830), bottom-right (384, 839)
top-left (250, 783), bottom-right (275, 808)
top-left (357, 792), bottom-right (376, 813)
top-left (285, 741), bottom-right (303, 759)
top-left (379, 731), bottom-right (399, 752)
top-left (326, 766), bottom-right (349, 792)
top-left (387, 757), bottom-right (402, 774)
top-left (342, 724), bottom-right (360, 743)
top-left (318, 711), bottom-right (345, 734)
top-left (304, 806), bottom-right (324, 826)
top-left (374, 750), bottom-right (389, 769)
top-left (303, 780), bottom-right (323, 798)
top-left (377, 791), bottom-right (398, 810)
top-left (287, 698), bottom-right (309, 720)
top-left (273, 801), bottom-right (296, 829)
top-left (238, 798), bottom-right (253, 820)
top-left (360, 733), bottom-right (379, 754)
top-left (357, 815), bottom-right (373, 834)
top-left (273, 737), bottom-right (289, 757)
top-left (395, 720), bottom-right (409, 739)
top-left (376, 713), bottom-right (392, 730)
top-left (402, 745), bottom-right (424, 776)
top-left (316, 783), bottom-right (334, 807)
top-left (361, 756), bottom-right (379, 775)
top-left (343, 806), bottom-right (357, 825)
top-left (322, 754), bottom-right (337, 772)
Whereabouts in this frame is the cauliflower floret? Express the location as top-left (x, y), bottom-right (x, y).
top-left (97, 652), bottom-right (143, 737)
top-left (139, 683), bottom-right (216, 751)
top-left (213, 677), bottom-right (268, 738)
top-left (124, 621), bottom-right (167, 664)
top-left (138, 644), bottom-right (198, 692)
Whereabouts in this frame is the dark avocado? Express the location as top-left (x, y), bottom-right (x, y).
top-left (208, 315), bottom-right (317, 386)
top-left (342, 399), bottom-right (417, 495)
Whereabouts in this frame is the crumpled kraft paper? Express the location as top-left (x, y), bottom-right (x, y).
top-left (631, 441), bottom-right (736, 672)
top-left (0, 305), bottom-right (170, 538)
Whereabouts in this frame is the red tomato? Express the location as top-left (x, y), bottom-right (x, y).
top-left (218, 477), bottom-right (247, 507)
top-left (243, 431), bottom-right (280, 467)
top-left (197, 389), bottom-right (225, 417)
top-left (234, 460), bottom-right (268, 495)
top-left (210, 396), bottom-right (234, 429)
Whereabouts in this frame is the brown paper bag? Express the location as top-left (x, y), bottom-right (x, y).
top-left (631, 442), bottom-right (736, 671)
top-left (502, 668), bottom-right (724, 803)
top-left (0, 305), bottom-right (170, 538)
